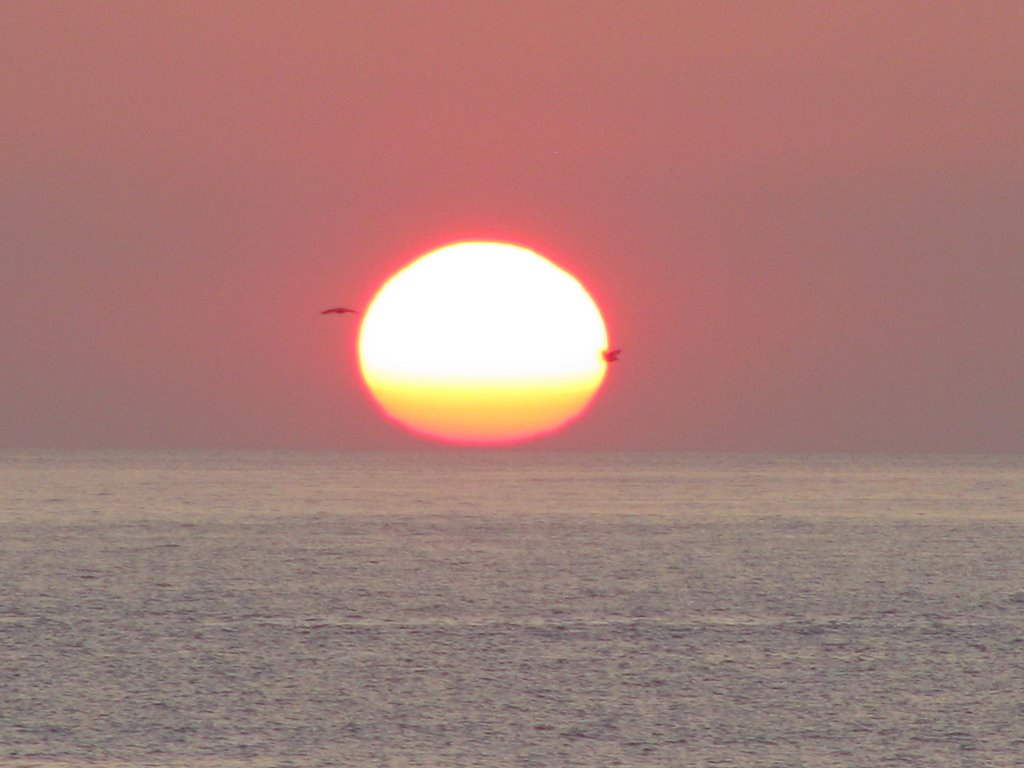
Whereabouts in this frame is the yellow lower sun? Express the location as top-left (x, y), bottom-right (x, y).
top-left (358, 241), bottom-right (609, 444)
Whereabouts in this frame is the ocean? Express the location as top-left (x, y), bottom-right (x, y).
top-left (1, 451), bottom-right (1022, 767)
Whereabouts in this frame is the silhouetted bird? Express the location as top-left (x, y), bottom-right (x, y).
top-left (603, 348), bottom-right (621, 362)
top-left (321, 307), bottom-right (360, 315)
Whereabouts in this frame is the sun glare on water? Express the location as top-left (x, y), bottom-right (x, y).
top-left (358, 241), bottom-right (610, 444)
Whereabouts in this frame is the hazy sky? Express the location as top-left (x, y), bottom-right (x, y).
top-left (3, 2), bottom-right (1022, 451)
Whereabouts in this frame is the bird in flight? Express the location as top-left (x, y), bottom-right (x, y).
top-left (321, 307), bottom-right (360, 315)
top-left (603, 348), bottom-right (622, 363)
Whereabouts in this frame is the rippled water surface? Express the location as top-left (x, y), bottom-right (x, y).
top-left (2, 451), bottom-right (1023, 766)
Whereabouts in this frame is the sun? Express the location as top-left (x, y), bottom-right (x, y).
top-left (358, 241), bottom-right (610, 444)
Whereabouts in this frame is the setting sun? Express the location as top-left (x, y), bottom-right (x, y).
top-left (358, 242), bottom-right (610, 444)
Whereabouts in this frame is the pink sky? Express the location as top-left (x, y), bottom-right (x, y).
top-left (3, 2), bottom-right (1022, 451)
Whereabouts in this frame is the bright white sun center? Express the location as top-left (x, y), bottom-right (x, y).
top-left (357, 242), bottom-right (610, 444)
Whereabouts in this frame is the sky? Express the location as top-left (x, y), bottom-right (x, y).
top-left (3, 1), bottom-right (1022, 452)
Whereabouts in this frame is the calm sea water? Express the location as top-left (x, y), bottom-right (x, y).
top-left (1, 451), bottom-right (1022, 767)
